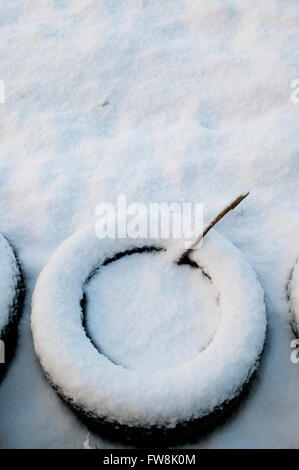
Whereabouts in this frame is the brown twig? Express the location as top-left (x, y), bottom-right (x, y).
top-left (177, 192), bottom-right (250, 265)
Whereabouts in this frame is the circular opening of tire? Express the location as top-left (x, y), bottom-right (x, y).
top-left (31, 220), bottom-right (266, 447)
top-left (0, 233), bottom-right (24, 382)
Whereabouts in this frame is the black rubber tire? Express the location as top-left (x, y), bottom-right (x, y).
top-left (44, 247), bottom-right (264, 447)
top-left (32, 228), bottom-right (266, 448)
top-left (288, 260), bottom-right (299, 338)
top-left (51, 358), bottom-right (262, 447)
top-left (0, 235), bottom-right (25, 383)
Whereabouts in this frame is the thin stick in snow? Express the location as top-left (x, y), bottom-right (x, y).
top-left (177, 192), bottom-right (249, 265)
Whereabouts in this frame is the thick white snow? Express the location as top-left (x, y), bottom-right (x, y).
top-left (0, 0), bottom-right (298, 449)
top-left (0, 234), bottom-right (20, 334)
top-left (31, 227), bottom-right (266, 428)
top-left (86, 250), bottom-right (220, 370)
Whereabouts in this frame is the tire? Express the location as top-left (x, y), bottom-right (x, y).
top-left (288, 259), bottom-right (299, 337)
top-left (0, 234), bottom-right (24, 382)
top-left (31, 226), bottom-right (266, 446)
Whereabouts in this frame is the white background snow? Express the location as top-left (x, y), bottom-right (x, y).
top-left (0, 0), bottom-right (298, 448)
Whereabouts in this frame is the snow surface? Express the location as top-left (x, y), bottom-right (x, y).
top-left (0, 0), bottom-right (298, 448)
top-left (85, 250), bottom-right (220, 370)
top-left (0, 234), bottom-right (20, 334)
top-left (31, 227), bottom-right (265, 428)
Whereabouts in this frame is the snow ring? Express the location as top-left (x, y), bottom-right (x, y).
top-left (0, 234), bottom-right (24, 382)
top-left (31, 227), bottom-right (266, 445)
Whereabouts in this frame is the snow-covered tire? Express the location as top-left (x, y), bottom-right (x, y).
top-left (31, 227), bottom-right (266, 446)
top-left (0, 234), bottom-right (24, 382)
top-left (288, 260), bottom-right (299, 336)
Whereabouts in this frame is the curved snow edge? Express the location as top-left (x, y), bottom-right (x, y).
top-left (0, 234), bottom-right (25, 382)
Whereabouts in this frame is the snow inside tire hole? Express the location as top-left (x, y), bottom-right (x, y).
top-left (84, 250), bottom-right (220, 371)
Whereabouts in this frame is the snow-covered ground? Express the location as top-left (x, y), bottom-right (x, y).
top-left (0, 0), bottom-right (298, 448)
